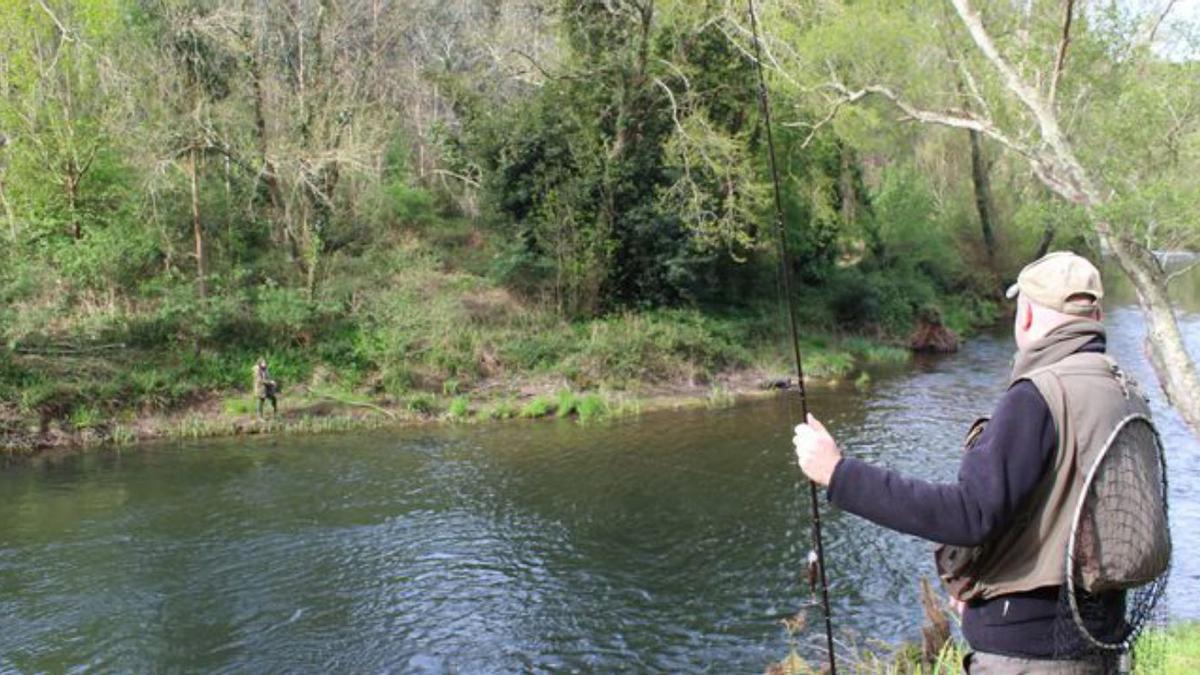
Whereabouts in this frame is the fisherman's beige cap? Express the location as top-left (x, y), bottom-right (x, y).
top-left (1005, 251), bottom-right (1103, 315)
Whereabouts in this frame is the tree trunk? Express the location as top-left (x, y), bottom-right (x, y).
top-left (0, 134), bottom-right (13, 242)
top-left (838, 145), bottom-right (857, 226)
top-left (249, 58), bottom-right (286, 248)
top-left (1034, 222), bottom-right (1055, 258)
top-left (949, 0), bottom-right (1200, 434)
top-left (968, 129), bottom-right (998, 263)
top-left (1105, 234), bottom-right (1200, 433)
top-left (66, 162), bottom-right (80, 240)
top-left (0, 172), bottom-right (14, 243)
top-left (189, 146), bottom-right (206, 299)
top-left (840, 144), bottom-right (883, 260)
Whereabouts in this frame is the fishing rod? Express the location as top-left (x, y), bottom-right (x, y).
top-left (744, 1), bottom-right (838, 671)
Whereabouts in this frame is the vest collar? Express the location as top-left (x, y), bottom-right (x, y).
top-left (1011, 319), bottom-right (1106, 384)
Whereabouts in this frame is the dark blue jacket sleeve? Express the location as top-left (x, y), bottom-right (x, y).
top-left (825, 380), bottom-right (1057, 547)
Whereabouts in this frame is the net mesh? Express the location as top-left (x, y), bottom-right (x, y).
top-left (1053, 416), bottom-right (1170, 663)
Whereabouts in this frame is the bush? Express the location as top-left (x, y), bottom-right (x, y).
top-left (255, 286), bottom-right (315, 337)
top-left (564, 310), bottom-right (751, 386)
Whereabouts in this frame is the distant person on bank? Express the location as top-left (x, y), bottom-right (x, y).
top-left (253, 358), bottom-right (278, 419)
top-left (793, 252), bottom-right (1155, 674)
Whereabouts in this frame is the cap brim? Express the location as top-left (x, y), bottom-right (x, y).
top-left (1005, 283), bottom-right (1019, 299)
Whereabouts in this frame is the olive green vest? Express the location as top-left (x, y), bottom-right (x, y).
top-left (938, 352), bottom-right (1151, 601)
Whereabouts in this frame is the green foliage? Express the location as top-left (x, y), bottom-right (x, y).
top-left (519, 396), bottom-right (555, 419)
top-left (405, 393), bottom-right (437, 416)
top-left (841, 337), bottom-right (910, 365)
top-left (223, 396), bottom-right (256, 415)
top-left (564, 310), bottom-right (752, 386)
top-left (805, 350), bottom-right (855, 379)
top-left (446, 396), bottom-right (470, 420)
top-left (574, 393), bottom-right (609, 423)
top-left (1134, 622), bottom-right (1200, 673)
top-left (1, 0), bottom-right (1048, 445)
top-left (555, 390), bottom-right (579, 418)
top-left (488, 398), bottom-right (519, 420)
top-left (69, 405), bottom-right (103, 430)
top-left (854, 371), bottom-right (871, 390)
top-left (453, 2), bottom-right (766, 315)
top-left (706, 385), bottom-right (735, 409)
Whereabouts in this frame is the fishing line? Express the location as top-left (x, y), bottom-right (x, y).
top-left (744, 1), bottom-right (838, 671)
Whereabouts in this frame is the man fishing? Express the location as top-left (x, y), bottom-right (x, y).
top-left (253, 357), bottom-right (279, 419)
top-left (793, 251), bottom-right (1160, 673)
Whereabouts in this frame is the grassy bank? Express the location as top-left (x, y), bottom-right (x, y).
top-left (769, 622), bottom-right (1200, 674)
top-left (1, 230), bottom-right (998, 455)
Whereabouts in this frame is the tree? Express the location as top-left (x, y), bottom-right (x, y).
top-left (0, 0), bottom-right (132, 244)
top-left (753, 0), bottom-right (1200, 433)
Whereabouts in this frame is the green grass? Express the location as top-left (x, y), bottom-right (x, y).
top-left (519, 396), bottom-right (555, 419)
top-left (446, 396), bottom-right (470, 420)
top-left (555, 390), bottom-right (579, 418)
top-left (69, 405), bottom-right (103, 430)
top-left (805, 350), bottom-right (855, 379)
top-left (405, 393), bottom-right (438, 416)
top-left (854, 371), bottom-right (872, 390)
top-left (842, 337), bottom-right (911, 365)
top-left (707, 385), bottom-right (735, 409)
top-left (781, 624), bottom-right (1200, 675)
top-left (487, 398), bottom-right (519, 420)
top-left (1134, 622), bottom-right (1200, 673)
top-left (574, 393), bottom-right (609, 422)
top-left (223, 396), bottom-right (256, 415)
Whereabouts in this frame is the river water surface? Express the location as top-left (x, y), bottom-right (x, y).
top-left (2, 268), bottom-right (1198, 673)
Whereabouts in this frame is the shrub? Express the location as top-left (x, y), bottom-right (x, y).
top-left (565, 310), bottom-right (751, 386)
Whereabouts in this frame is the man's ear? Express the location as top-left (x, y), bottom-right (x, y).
top-left (1022, 303), bottom-right (1034, 330)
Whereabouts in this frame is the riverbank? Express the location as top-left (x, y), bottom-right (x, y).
top-left (0, 346), bottom-right (909, 455)
top-left (2, 227), bottom-right (1001, 456)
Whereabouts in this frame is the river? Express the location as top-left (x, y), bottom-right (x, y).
top-left (1, 265), bottom-right (1197, 672)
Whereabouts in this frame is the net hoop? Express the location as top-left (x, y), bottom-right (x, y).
top-left (1063, 412), bottom-right (1170, 652)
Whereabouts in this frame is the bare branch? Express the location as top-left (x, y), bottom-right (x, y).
top-left (1145, 0), bottom-right (1180, 48)
top-left (35, 0), bottom-right (74, 43)
top-left (430, 168), bottom-right (480, 188)
top-left (949, 0), bottom-right (1099, 205)
top-left (1047, 0), bottom-right (1076, 109)
top-left (821, 82), bottom-right (1037, 160)
top-left (715, 15), bottom-right (800, 89)
top-left (509, 48), bottom-right (554, 84)
top-left (949, 0), bottom-right (1046, 127)
top-left (1166, 256), bottom-right (1200, 284)
top-left (956, 58), bottom-right (992, 120)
